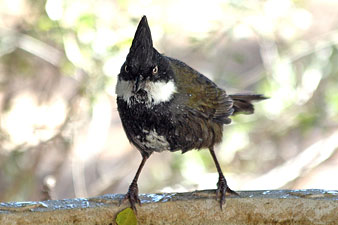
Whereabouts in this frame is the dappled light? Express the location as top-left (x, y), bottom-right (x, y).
top-left (0, 0), bottom-right (338, 202)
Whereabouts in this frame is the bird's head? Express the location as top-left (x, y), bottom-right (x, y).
top-left (116, 16), bottom-right (177, 107)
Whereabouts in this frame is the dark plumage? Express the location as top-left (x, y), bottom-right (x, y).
top-left (116, 16), bottom-right (267, 211)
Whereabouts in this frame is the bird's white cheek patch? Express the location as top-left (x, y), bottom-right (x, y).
top-left (145, 80), bottom-right (176, 104)
top-left (116, 79), bottom-right (176, 106)
top-left (115, 79), bottom-right (134, 103)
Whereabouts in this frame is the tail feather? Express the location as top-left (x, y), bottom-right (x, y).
top-left (229, 94), bottom-right (267, 115)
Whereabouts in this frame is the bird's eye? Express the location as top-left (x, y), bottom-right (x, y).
top-left (152, 65), bottom-right (158, 75)
top-left (124, 65), bottom-right (129, 73)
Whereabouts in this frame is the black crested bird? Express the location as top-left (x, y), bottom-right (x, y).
top-left (116, 16), bottom-right (266, 211)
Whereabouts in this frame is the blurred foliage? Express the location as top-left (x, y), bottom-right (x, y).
top-left (1, 0), bottom-right (338, 202)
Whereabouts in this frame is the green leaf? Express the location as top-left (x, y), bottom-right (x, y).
top-left (116, 207), bottom-right (137, 225)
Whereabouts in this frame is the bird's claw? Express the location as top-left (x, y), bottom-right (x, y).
top-left (120, 182), bottom-right (141, 212)
top-left (216, 175), bottom-right (239, 210)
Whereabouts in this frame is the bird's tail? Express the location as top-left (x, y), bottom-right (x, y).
top-left (229, 94), bottom-right (267, 115)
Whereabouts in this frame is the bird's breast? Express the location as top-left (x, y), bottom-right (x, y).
top-left (116, 95), bottom-right (175, 154)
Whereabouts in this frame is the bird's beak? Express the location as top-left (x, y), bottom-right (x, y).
top-left (133, 75), bottom-right (145, 93)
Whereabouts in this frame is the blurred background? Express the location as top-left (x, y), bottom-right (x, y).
top-left (1, 0), bottom-right (338, 202)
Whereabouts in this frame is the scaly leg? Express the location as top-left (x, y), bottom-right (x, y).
top-left (209, 146), bottom-right (238, 209)
top-left (123, 155), bottom-right (148, 211)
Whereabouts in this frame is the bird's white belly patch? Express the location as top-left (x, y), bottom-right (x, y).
top-left (116, 78), bottom-right (176, 106)
top-left (140, 129), bottom-right (170, 151)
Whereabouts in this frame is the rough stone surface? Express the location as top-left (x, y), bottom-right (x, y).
top-left (0, 189), bottom-right (337, 225)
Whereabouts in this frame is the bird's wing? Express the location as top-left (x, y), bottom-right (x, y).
top-left (170, 59), bottom-right (233, 124)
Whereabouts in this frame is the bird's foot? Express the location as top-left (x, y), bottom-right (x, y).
top-left (121, 182), bottom-right (141, 212)
top-left (216, 175), bottom-right (239, 210)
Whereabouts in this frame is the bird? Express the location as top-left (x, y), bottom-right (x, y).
top-left (115, 15), bottom-right (266, 211)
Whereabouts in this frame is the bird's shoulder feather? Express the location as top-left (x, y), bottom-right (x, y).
top-left (168, 58), bottom-right (233, 124)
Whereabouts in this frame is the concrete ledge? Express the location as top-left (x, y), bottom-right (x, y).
top-left (0, 189), bottom-right (337, 225)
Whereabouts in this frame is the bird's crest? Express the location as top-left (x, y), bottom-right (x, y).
top-left (127, 16), bottom-right (154, 72)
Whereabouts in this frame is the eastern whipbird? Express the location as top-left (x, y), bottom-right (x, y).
top-left (116, 16), bottom-right (267, 211)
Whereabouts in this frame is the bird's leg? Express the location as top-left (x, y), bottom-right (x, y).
top-left (209, 146), bottom-right (238, 209)
top-left (123, 155), bottom-right (148, 211)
